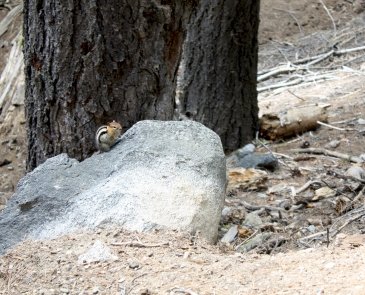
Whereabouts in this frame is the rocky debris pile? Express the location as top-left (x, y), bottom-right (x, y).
top-left (0, 120), bottom-right (226, 254)
top-left (219, 132), bottom-right (365, 254)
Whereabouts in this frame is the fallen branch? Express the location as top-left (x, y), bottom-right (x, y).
top-left (258, 73), bottom-right (338, 92)
top-left (306, 49), bottom-right (335, 66)
top-left (260, 105), bottom-right (328, 140)
top-left (334, 172), bottom-right (365, 185)
top-left (240, 200), bottom-right (286, 212)
top-left (290, 148), bottom-right (363, 164)
top-left (319, 0), bottom-right (337, 37)
top-left (258, 45), bottom-right (365, 83)
top-left (317, 120), bottom-right (356, 131)
top-left (0, 4), bottom-right (23, 38)
top-left (298, 230), bottom-right (327, 242)
top-left (299, 213), bottom-right (365, 244)
top-left (258, 65), bottom-right (299, 82)
top-left (295, 180), bottom-right (323, 195)
top-left (111, 241), bottom-right (169, 248)
top-left (330, 209), bottom-right (365, 238)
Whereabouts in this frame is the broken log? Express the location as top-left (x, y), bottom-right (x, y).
top-left (260, 105), bottom-right (328, 140)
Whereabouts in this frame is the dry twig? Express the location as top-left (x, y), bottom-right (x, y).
top-left (294, 180), bottom-right (323, 195)
top-left (240, 200), bottom-right (286, 212)
top-left (318, 0), bottom-right (337, 37)
top-left (317, 120), bottom-right (356, 131)
top-left (330, 208), bottom-right (365, 238)
top-left (291, 148), bottom-right (363, 164)
top-left (111, 241), bottom-right (169, 248)
top-left (273, 8), bottom-right (303, 35)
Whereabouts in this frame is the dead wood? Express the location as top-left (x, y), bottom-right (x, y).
top-left (330, 207), bottom-right (365, 238)
top-left (294, 180), bottom-right (323, 195)
top-left (0, 4), bottom-right (22, 38)
top-left (260, 105), bottom-right (328, 140)
top-left (317, 120), bottom-right (356, 131)
top-left (240, 200), bottom-right (286, 212)
top-left (110, 241), bottom-right (170, 248)
top-left (290, 148), bottom-right (363, 164)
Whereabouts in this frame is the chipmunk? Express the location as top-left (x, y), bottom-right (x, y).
top-left (95, 120), bottom-right (123, 152)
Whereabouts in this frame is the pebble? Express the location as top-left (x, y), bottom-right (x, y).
top-left (345, 166), bottom-right (365, 180)
top-left (242, 212), bottom-right (263, 228)
top-left (324, 140), bottom-right (340, 149)
top-left (59, 288), bottom-right (69, 294)
top-left (221, 225), bottom-right (238, 243)
top-left (357, 118), bottom-right (365, 125)
top-left (128, 260), bottom-right (140, 269)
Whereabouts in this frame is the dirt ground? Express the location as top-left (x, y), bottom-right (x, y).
top-left (1, 1), bottom-right (365, 294)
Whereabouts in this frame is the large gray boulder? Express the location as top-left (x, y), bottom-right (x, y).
top-left (0, 120), bottom-right (226, 254)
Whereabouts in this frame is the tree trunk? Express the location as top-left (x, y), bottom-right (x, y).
top-left (24, 0), bottom-right (259, 170)
top-left (24, 1), bottom-right (193, 169)
top-left (176, 0), bottom-right (260, 151)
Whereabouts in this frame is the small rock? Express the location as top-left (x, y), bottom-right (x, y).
top-left (128, 260), bottom-right (140, 269)
top-left (237, 144), bottom-right (256, 156)
top-left (242, 212), bottom-right (263, 228)
top-left (59, 288), bottom-right (69, 294)
top-left (234, 153), bottom-right (278, 171)
top-left (226, 144), bottom-right (255, 167)
top-left (221, 207), bottom-right (232, 218)
top-left (220, 225), bottom-right (238, 244)
top-left (345, 166), bottom-right (365, 181)
top-left (307, 225), bottom-right (316, 233)
top-left (324, 140), bottom-right (340, 149)
top-left (357, 118), bottom-right (365, 125)
top-left (78, 240), bottom-right (118, 264)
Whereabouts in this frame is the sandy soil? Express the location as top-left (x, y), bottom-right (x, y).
top-left (1, 230), bottom-right (365, 295)
top-left (1, 1), bottom-right (365, 294)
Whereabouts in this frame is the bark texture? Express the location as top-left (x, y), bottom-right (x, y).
top-left (24, 0), bottom-right (259, 170)
top-left (177, 0), bottom-right (260, 151)
top-left (24, 0), bottom-right (192, 169)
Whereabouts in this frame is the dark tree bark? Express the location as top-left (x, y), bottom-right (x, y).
top-left (24, 0), bottom-right (259, 170)
top-left (177, 0), bottom-right (260, 151)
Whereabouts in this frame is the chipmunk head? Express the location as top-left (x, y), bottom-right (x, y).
top-left (107, 120), bottom-right (122, 137)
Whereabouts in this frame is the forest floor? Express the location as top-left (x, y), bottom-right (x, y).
top-left (1, 0), bottom-right (365, 294)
